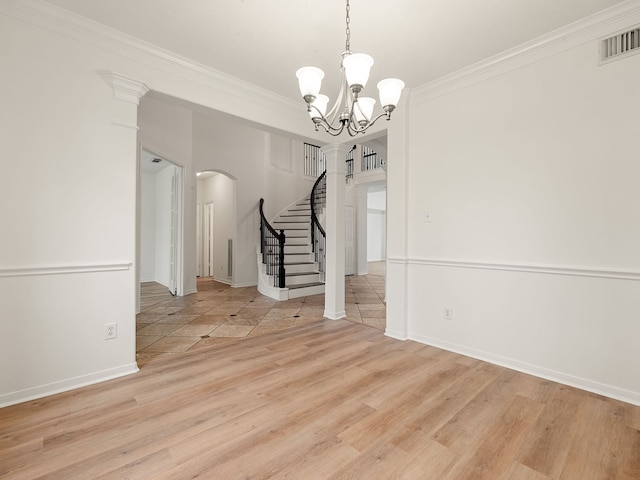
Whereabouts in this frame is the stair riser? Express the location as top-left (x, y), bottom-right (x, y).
top-left (288, 284), bottom-right (325, 299)
top-left (264, 264), bottom-right (316, 275)
top-left (284, 252), bottom-right (314, 263)
top-left (284, 245), bottom-right (311, 254)
top-left (278, 214), bottom-right (310, 219)
top-left (280, 263), bottom-right (315, 273)
top-left (286, 273), bottom-right (321, 286)
top-left (274, 223), bottom-right (310, 231)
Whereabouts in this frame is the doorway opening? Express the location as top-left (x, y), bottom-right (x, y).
top-left (138, 148), bottom-right (184, 307)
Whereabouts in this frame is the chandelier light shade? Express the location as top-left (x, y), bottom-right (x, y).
top-left (353, 97), bottom-right (376, 125)
top-left (296, 0), bottom-right (405, 136)
top-left (342, 53), bottom-right (374, 91)
top-left (296, 66), bottom-right (324, 99)
top-left (308, 94), bottom-right (330, 120)
top-left (377, 78), bottom-right (405, 111)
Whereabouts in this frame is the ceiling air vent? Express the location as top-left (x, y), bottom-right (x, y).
top-left (600, 26), bottom-right (640, 64)
top-left (151, 158), bottom-right (162, 163)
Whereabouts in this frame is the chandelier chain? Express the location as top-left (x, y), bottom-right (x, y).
top-left (345, 0), bottom-right (351, 53)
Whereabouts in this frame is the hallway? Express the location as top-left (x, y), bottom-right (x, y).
top-left (137, 262), bottom-right (386, 366)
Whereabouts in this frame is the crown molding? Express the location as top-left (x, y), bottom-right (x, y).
top-left (412, 0), bottom-right (640, 105)
top-left (0, 0), bottom-right (301, 119)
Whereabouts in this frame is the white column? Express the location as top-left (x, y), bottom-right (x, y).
top-left (385, 94), bottom-right (410, 340)
top-left (322, 143), bottom-right (350, 320)
top-left (355, 184), bottom-right (369, 275)
top-left (98, 71), bottom-right (150, 317)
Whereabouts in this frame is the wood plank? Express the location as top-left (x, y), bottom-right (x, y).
top-left (1, 320), bottom-right (639, 479)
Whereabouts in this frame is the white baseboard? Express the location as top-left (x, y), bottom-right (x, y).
top-left (324, 310), bottom-right (346, 320)
top-left (231, 280), bottom-right (258, 288)
top-left (409, 333), bottom-right (640, 407)
top-left (385, 328), bottom-right (409, 341)
top-left (0, 363), bottom-right (139, 408)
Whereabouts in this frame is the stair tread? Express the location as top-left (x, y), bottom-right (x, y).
top-left (269, 262), bottom-right (314, 266)
top-left (285, 272), bottom-right (319, 277)
top-left (287, 282), bottom-right (325, 289)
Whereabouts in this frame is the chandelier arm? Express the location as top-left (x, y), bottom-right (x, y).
top-left (316, 120), bottom-right (345, 137)
top-left (344, 111), bottom-right (390, 136)
top-left (324, 63), bottom-right (349, 125)
top-left (310, 106), bottom-right (347, 135)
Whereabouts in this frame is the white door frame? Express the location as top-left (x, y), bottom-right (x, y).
top-left (169, 167), bottom-right (184, 296)
top-left (204, 202), bottom-right (214, 277)
top-left (196, 202), bottom-right (203, 277)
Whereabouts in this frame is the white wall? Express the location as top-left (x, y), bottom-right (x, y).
top-left (192, 112), bottom-right (318, 287)
top-left (0, 1), bottom-right (318, 406)
top-left (264, 134), bottom-right (316, 220)
top-left (5, 0), bottom-right (637, 408)
top-left (367, 211), bottom-right (386, 261)
top-left (367, 190), bottom-right (387, 262)
top-left (139, 171), bottom-right (157, 282)
top-left (191, 112), bottom-right (266, 287)
top-left (0, 10), bottom-right (139, 405)
top-left (390, 29), bottom-right (640, 404)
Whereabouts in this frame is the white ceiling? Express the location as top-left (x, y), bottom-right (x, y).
top-left (140, 149), bottom-right (177, 174)
top-left (45, 0), bottom-right (627, 104)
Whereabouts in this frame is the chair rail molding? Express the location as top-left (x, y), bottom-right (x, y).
top-left (387, 257), bottom-right (640, 282)
top-left (0, 262), bottom-right (133, 278)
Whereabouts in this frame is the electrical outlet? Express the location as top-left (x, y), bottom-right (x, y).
top-left (443, 306), bottom-right (453, 320)
top-left (104, 323), bottom-right (117, 340)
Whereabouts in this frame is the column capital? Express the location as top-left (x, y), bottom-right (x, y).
top-left (320, 143), bottom-right (351, 157)
top-left (98, 70), bottom-right (150, 105)
top-left (321, 143), bottom-right (351, 175)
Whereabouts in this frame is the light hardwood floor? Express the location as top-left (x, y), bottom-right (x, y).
top-left (1, 319), bottom-right (639, 479)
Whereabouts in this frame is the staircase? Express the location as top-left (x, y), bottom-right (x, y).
top-left (257, 197), bottom-right (325, 300)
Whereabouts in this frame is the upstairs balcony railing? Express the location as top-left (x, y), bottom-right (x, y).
top-left (362, 145), bottom-right (385, 171)
top-left (305, 143), bottom-right (383, 182)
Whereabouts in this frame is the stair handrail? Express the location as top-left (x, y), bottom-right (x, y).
top-left (310, 171), bottom-right (326, 275)
top-left (259, 198), bottom-right (286, 288)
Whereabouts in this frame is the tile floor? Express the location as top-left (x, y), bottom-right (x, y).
top-left (136, 262), bottom-right (386, 367)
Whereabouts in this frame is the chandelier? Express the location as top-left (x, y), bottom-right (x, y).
top-left (296, 0), bottom-right (405, 137)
